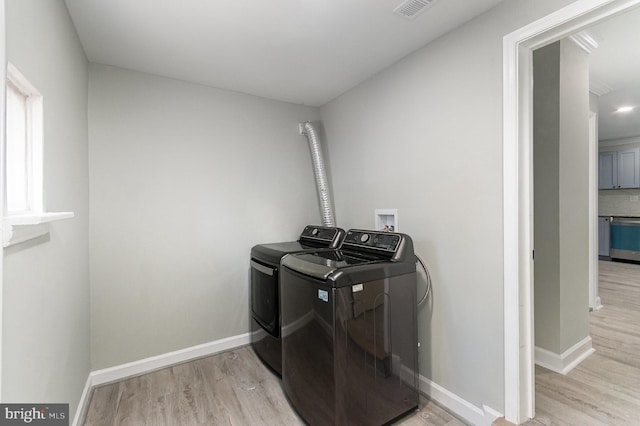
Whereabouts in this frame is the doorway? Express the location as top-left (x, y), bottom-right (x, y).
top-left (502, 0), bottom-right (640, 423)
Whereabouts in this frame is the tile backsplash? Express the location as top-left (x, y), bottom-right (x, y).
top-left (599, 188), bottom-right (640, 216)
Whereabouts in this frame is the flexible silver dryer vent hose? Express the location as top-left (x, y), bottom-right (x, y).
top-left (300, 121), bottom-right (336, 227)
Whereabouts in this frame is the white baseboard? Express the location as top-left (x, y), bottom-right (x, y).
top-left (72, 375), bottom-right (93, 426)
top-left (535, 336), bottom-right (595, 375)
top-left (90, 333), bottom-right (250, 387)
top-left (72, 333), bottom-right (249, 424)
top-left (77, 334), bottom-right (501, 426)
top-left (417, 374), bottom-right (502, 426)
top-left (594, 297), bottom-right (603, 311)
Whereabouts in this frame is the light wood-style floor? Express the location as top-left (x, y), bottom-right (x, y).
top-left (83, 260), bottom-right (640, 426)
top-left (82, 345), bottom-right (465, 426)
top-left (524, 260), bottom-right (640, 425)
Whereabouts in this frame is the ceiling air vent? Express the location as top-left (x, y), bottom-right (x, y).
top-left (393, 0), bottom-right (436, 20)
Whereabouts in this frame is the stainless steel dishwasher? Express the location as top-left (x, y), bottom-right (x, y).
top-left (610, 216), bottom-right (640, 261)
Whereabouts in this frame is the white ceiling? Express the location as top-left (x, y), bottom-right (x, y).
top-left (64, 0), bottom-right (504, 106)
top-left (584, 7), bottom-right (640, 141)
top-left (63, 0), bottom-right (639, 140)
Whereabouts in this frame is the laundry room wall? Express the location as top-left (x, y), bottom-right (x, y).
top-left (319, 0), bottom-right (578, 416)
top-left (3, 0), bottom-right (90, 419)
top-left (88, 64), bottom-right (321, 369)
top-left (533, 39), bottom-right (590, 355)
top-left (590, 92), bottom-right (599, 114)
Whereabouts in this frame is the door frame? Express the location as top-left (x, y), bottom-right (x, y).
top-left (0, 0), bottom-right (6, 402)
top-left (589, 111), bottom-right (602, 311)
top-left (502, 0), bottom-right (640, 422)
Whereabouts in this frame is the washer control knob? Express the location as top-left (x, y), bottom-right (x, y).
top-left (360, 233), bottom-right (370, 243)
top-left (311, 228), bottom-right (319, 236)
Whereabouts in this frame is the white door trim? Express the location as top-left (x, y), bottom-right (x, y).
top-left (0, 0), bottom-right (6, 402)
top-left (589, 112), bottom-right (602, 311)
top-left (503, 0), bottom-right (640, 423)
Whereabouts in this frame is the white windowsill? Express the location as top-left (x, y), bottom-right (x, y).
top-left (3, 211), bottom-right (75, 247)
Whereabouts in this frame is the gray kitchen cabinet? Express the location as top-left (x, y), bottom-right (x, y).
top-left (617, 148), bottom-right (640, 188)
top-left (598, 148), bottom-right (640, 189)
top-left (598, 216), bottom-right (610, 257)
top-left (599, 151), bottom-right (617, 189)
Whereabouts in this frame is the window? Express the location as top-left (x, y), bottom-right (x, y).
top-left (3, 63), bottom-right (73, 247)
top-left (6, 62), bottom-right (43, 216)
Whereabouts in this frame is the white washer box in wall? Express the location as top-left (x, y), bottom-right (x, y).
top-left (374, 208), bottom-right (398, 232)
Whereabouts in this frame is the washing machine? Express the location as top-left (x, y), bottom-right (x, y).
top-left (280, 229), bottom-right (418, 425)
top-left (250, 225), bottom-right (345, 376)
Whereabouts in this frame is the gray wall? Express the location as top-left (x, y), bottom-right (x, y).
top-left (533, 42), bottom-right (562, 352)
top-left (533, 39), bottom-right (590, 354)
top-left (319, 0), bottom-right (577, 412)
top-left (88, 64), bottom-right (321, 369)
top-left (3, 0), bottom-right (90, 419)
top-left (557, 38), bottom-right (591, 351)
top-left (589, 92), bottom-right (599, 114)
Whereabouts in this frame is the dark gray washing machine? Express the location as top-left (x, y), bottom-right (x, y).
top-left (250, 225), bottom-right (345, 376)
top-left (280, 229), bottom-right (418, 425)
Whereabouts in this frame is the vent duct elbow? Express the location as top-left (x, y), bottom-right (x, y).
top-left (300, 121), bottom-right (336, 227)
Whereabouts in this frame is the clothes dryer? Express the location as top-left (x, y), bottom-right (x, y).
top-left (250, 225), bottom-right (345, 375)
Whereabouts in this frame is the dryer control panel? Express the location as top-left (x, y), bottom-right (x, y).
top-left (339, 229), bottom-right (414, 262)
top-left (342, 230), bottom-right (401, 253)
top-left (299, 225), bottom-right (345, 248)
